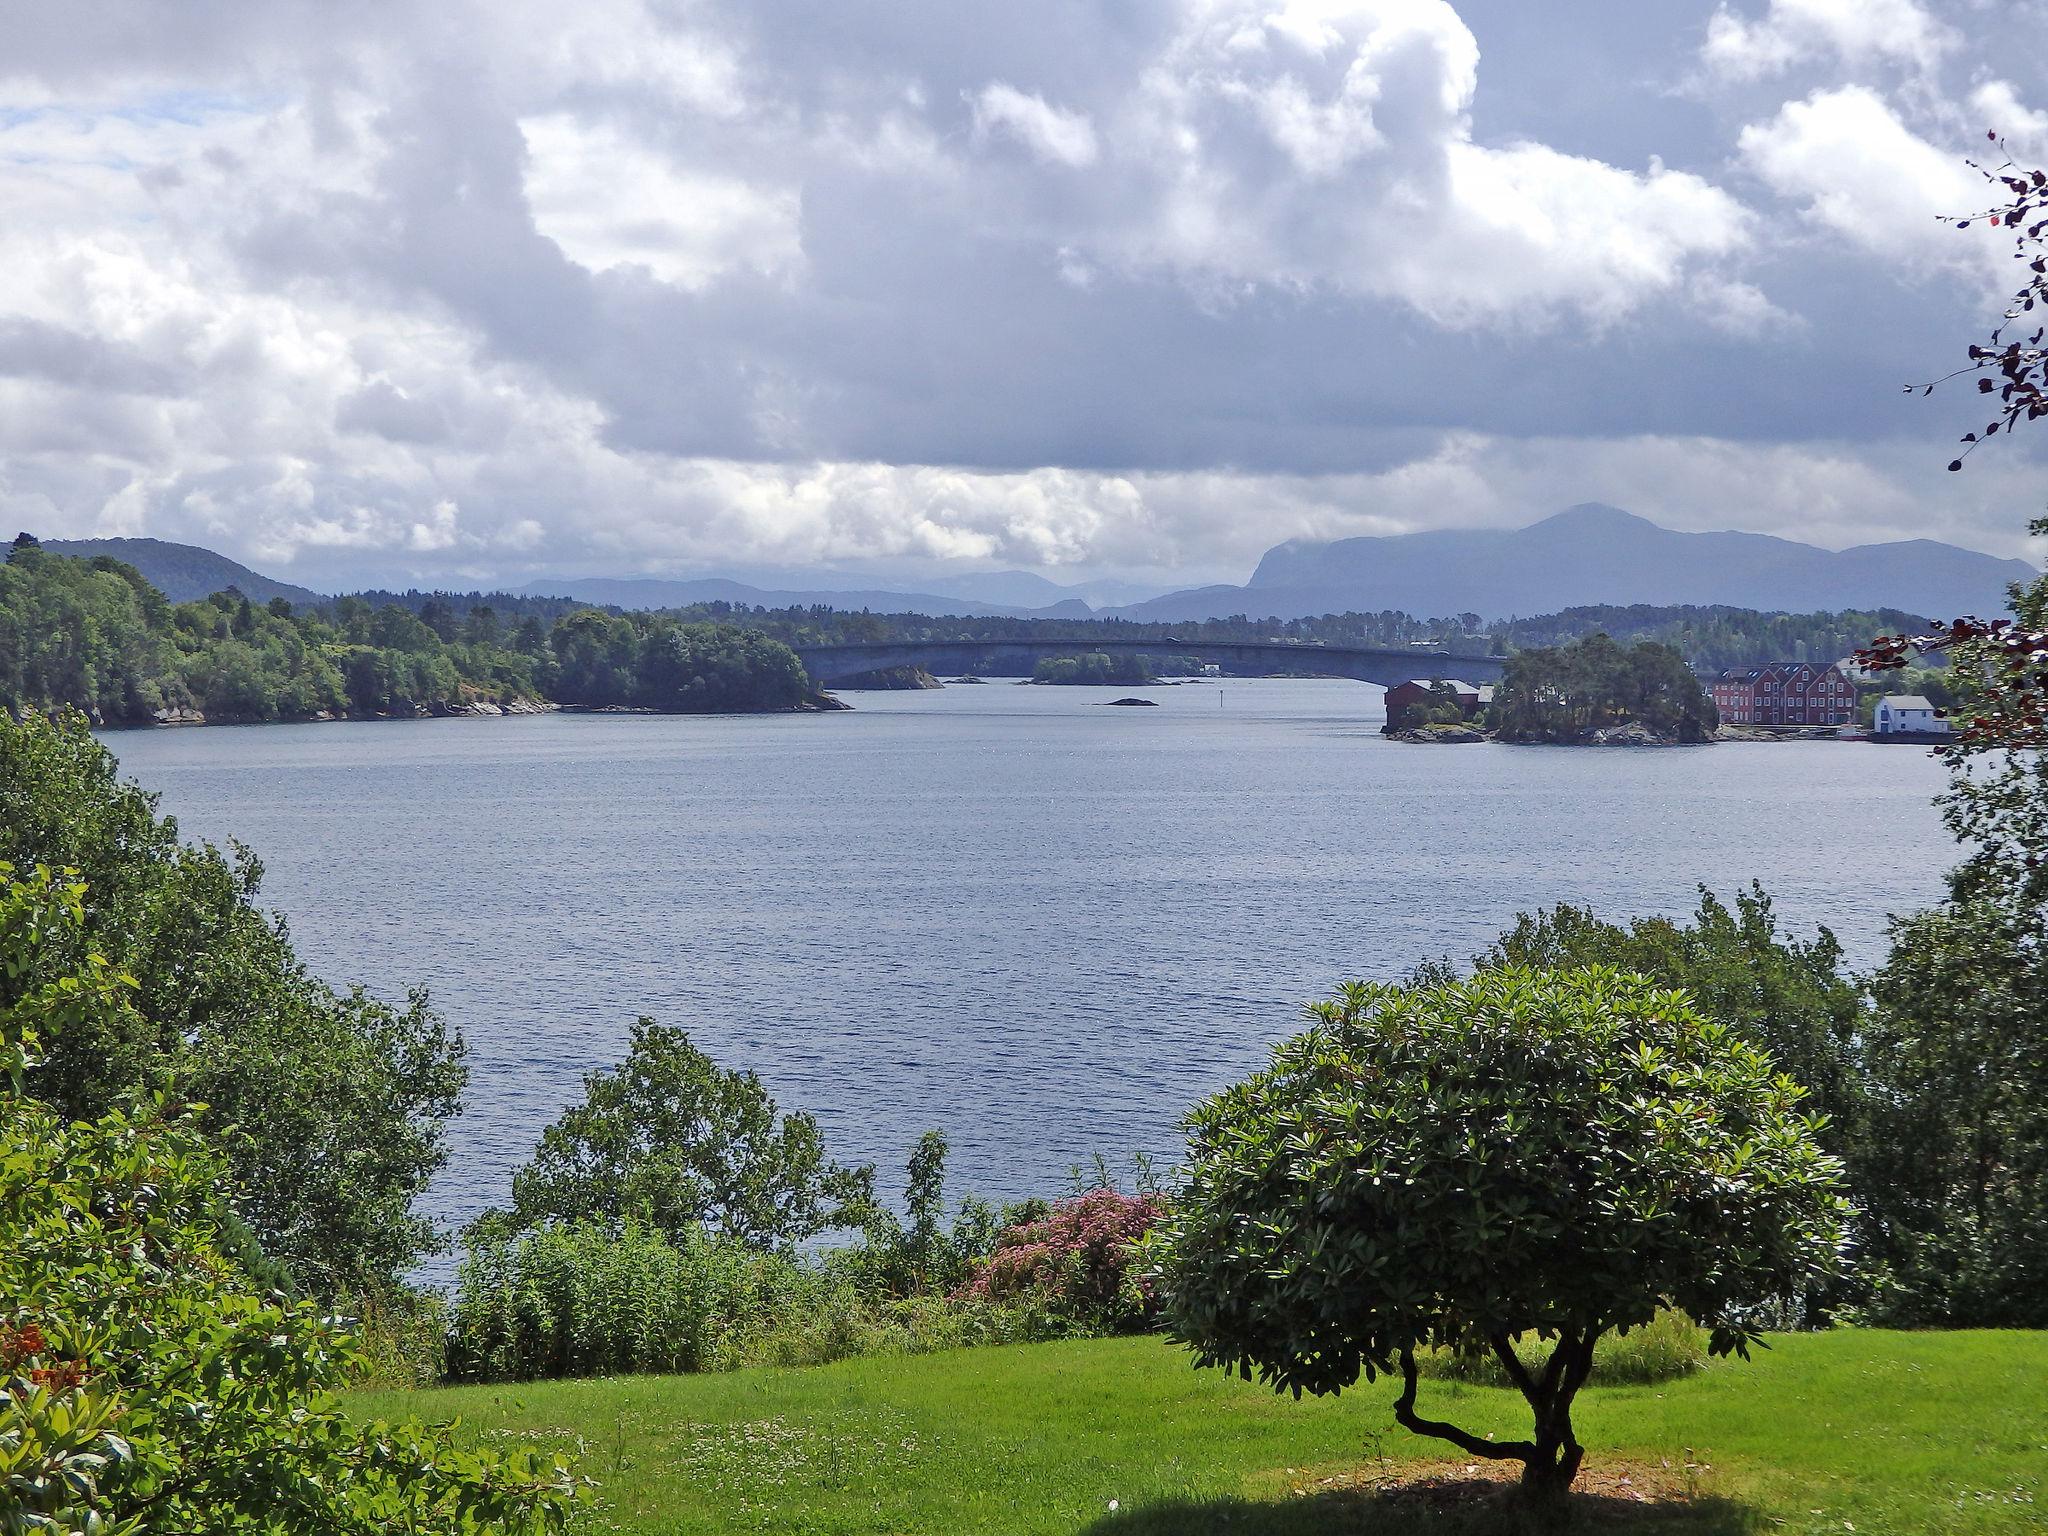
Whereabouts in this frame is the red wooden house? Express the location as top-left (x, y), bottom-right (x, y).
top-left (1710, 662), bottom-right (1856, 727)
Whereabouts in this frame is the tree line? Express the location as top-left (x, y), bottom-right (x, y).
top-left (0, 535), bottom-right (811, 723)
top-left (308, 577), bottom-right (1942, 674)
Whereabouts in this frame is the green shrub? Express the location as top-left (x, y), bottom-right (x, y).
top-left (446, 1218), bottom-right (812, 1381)
top-left (726, 1289), bottom-right (1075, 1371)
top-left (343, 1287), bottom-right (450, 1389)
top-left (444, 1214), bottom-right (1089, 1384)
top-left (0, 711), bottom-right (466, 1297)
top-left (1418, 1309), bottom-right (1706, 1388)
top-left (494, 1018), bottom-right (874, 1253)
top-left (0, 864), bottom-right (578, 1534)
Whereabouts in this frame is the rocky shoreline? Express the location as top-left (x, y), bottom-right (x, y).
top-left (70, 692), bottom-right (860, 729)
top-left (132, 697), bottom-right (558, 728)
top-left (1390, 719), bottom-right (1853, 746)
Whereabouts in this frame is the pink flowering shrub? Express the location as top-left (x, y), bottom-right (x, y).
top-left (961, 1188), bottom-right (1165, 1333)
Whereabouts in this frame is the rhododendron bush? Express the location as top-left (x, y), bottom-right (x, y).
top-left (963, 1188), bottom-right (1164, 1332)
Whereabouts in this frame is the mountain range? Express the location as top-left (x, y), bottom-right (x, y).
top-left (517, 568), bottom-right (1156, 617)
top-left (519, 574), bottom-right (1085, 619)
top-left (29, 505), bottom-right (2039, 623)
top-left (1115, 505), bottom-right (2036, 622)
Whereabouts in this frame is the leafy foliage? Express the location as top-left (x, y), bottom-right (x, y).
top-left (0, 542), bottom-right (812, 723)
top-left (1857, 897), bottom-right (2048, 1324)
top-left (1032, 652), bottom-right (1156, 685)
top-left (961, 1188), bottom-right (1163, 1333)
top-left (1475, 887), bottom-right (1867, 1180)
top-left (0, 711), bottom-right (464, 1296)
top-left (443, 1213), bottom-right (1083, 1385)
top-left (1487, 633), bottom-right (1718, 743)
top-left (494, 1018), bottom-right (876, 1251)
top-left (547, 610), bottom-right (809, 711)
top-left (447, 1219), bottom-right (816, 1381)
top-left (1148, 967), bottom-right (1849, 1503)
top-left (0, 864), bottom-right (580, 1535)
top-left (837, 1131), bottom-right (1014, 1298)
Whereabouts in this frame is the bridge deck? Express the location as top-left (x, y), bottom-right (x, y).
top-left (793, 637), bottom-right (1506, 688)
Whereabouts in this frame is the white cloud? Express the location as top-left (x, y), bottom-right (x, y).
top-left (1970, 80), bottom-right (2048, 158)
top-left (970, 83), bottom-right (1099, 167)
top-left (520, 113), bottom-right (803, 288)
top-left (1738, 86), bottom-right (1991, 272)
top-left (1703, 0), bottom-right (1955, 81)
top-left (1072, 0), bottom-right (1754, 328)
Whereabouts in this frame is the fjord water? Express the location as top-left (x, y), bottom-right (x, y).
top-left (107, 680), bottom-right (1950, 1249)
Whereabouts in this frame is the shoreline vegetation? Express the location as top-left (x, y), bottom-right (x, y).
top-left (2, 534), bottom-right (821, 727)
top-left (1387, 633), bottom-right (1720, 746)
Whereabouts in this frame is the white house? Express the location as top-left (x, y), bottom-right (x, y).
top-left (1873, 695), bottom-right (1950, 737)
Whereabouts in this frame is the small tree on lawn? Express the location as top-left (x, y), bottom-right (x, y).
top-left (1148, 967), bottom-right (1850, 1510)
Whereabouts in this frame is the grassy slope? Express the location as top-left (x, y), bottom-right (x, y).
top-left (355, 1331), bottom-right (2045, 1535)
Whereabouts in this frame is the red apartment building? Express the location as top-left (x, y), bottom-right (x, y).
top-left (1711, 662), bottom-right (1856, 727)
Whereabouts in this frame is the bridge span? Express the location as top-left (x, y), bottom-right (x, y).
top-left (793, 638), bottom-right (1506, 688)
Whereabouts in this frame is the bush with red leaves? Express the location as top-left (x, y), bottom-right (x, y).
top-left (961, 1187), bottom-right (1165, 1333)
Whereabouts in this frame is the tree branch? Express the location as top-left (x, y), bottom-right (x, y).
top-left (1394, 1348), bottom-right (1537, 1464)
top-left (1486, 1331), bottom-right (1540, 1403)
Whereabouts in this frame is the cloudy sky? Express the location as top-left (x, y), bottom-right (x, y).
top-left (3, 0), bottom-right (2046, 591)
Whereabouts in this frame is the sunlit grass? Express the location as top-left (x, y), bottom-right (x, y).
top-left (354, 1329), bottom-right (2045, 1535)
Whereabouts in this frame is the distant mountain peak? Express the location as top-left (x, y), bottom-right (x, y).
top-left (1523, 503), bottom-right (1658, 534)
top-left (40, 535), bottom-right (325, 608)
top-left (1123, 504), bottom-right (2035, 625)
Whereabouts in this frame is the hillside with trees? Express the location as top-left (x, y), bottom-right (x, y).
top-left (0, 537), bottom-right (813, 724)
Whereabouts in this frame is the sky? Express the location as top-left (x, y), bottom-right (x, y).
top-left (2, 0), bottom-right (2047, 591)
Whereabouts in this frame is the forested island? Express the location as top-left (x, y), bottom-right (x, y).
top-left (0, 536), bottom-right (813, 725)
top-left (1029, 651), bottom-right (1201, 684)
top-left (1488, 634), bottom-right (1719, 744)
top-left (1386, 634), bottom-right (1721, 744)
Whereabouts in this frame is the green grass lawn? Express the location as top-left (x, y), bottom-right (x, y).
top-left (355, 1331), bottom-right (2045, 1535)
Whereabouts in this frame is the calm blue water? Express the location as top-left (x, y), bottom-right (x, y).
top-left (106, 680), bottom-right (1952, 1253)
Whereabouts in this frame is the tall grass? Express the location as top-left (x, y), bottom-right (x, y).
top-left (444, 1219), bottom-right (1083, 1383)
top-left (446, 1220), bottom-right (812, 1380)
top-left (341, 1289), bottom-right (448, 1388)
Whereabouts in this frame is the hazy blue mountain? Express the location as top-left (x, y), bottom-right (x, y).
top-left (912, 570), bottom-right (1162, 608)
top-left (1115, 505), bottom-right (2038, 622)
top-left (40, 536), bottom-right (326, 608)
top-left (520, 566), bottom-right (1162, 613)
top-left (522, 574), bottom-right (1032, 617)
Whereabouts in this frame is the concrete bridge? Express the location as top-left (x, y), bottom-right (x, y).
top-left (793, 638), bottom-right (1507, 688)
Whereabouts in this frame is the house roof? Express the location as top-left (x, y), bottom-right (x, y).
top-left (1393, 678), bottom-right (1479, 694)
top-left (1714, 662), bottom-right (1838, 683)
top-left (1879, 695), bottom-right (1935, 710)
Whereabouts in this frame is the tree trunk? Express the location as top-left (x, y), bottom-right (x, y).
top-left (1512, 1330), bottom-right (1594, 1517)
